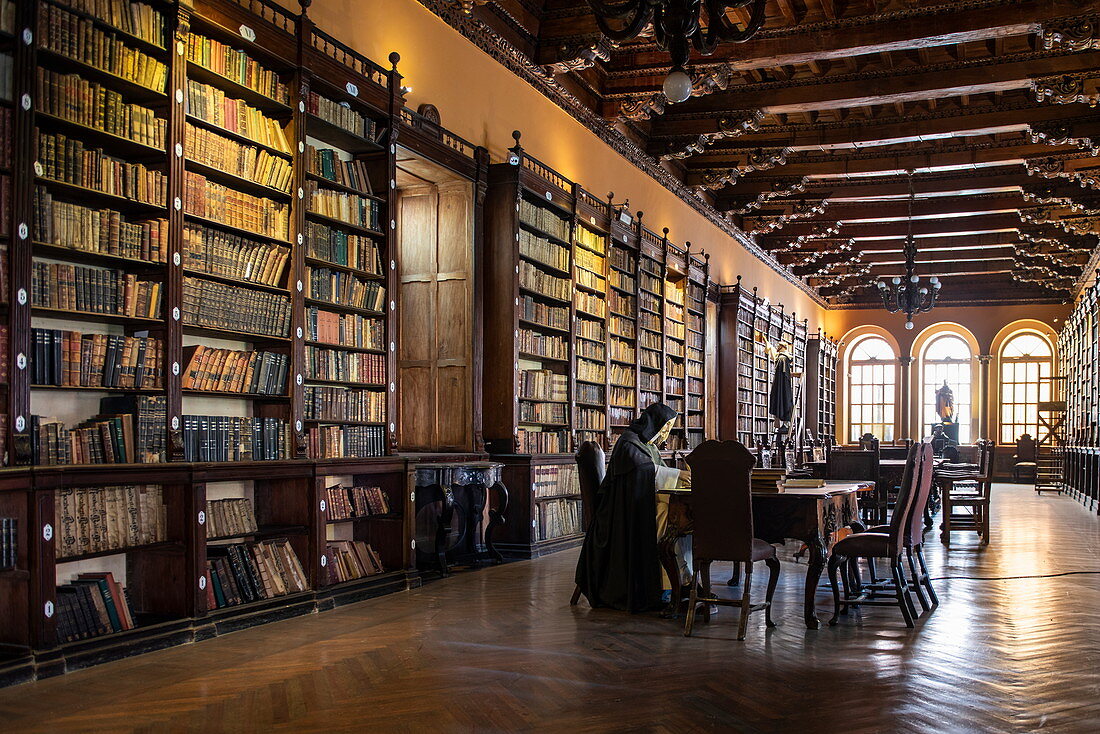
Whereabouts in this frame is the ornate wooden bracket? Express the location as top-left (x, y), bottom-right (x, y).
top-left (738, 147), bottom-right (792, 174)
top-left (1025, 157), bottom-right (1100, 191)
top-left (1041, 16), bottom-right (1100, 51)
top-left (1021, 183), bottom-right (1088, 211)
top-left (1032, 74), bottom-right (1099, 106)
top-left (771, 223), bottom-right (844, 251)
top-left (659, 110), bottom-right (765, 160)
top-left (745, 200), bottom-right (829, 234)
top-left (543, 37), bottom-right (614, 74)
top-left (618, 93), bottom-right (666, 122)
top-left (1027, 122), bottom-right (1100, 156)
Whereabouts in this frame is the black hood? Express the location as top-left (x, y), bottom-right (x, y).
top-left (628, 402), bottom-right (677, 443)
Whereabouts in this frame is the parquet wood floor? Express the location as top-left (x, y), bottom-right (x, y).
top-left (2, 484), bottom-right (1099, 733)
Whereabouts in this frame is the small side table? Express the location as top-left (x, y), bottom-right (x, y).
top-left (413, 462), bottom-right (509, 575)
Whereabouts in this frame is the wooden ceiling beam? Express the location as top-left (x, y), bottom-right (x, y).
top-left (746, 194), bottom-right (1029, 223)
top-left (757, 213), bottom-right (1023, 238)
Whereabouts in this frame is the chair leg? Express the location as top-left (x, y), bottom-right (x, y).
top-left (892, 559), bottom-right (915, 628)
top-left (940, 487), bottom-right (952, 546)
top-left (916, 544), bottom-right (938, 607)
top-left (569, 584), bottom-right (582, 606)
top-left (906, 548), bottom-right (930, 613)
top-left (828, 553), bottom-right (844, 626)
top-left (726, 561), bottom-right (741, 587)
top-left (683, 565), bottom-right (700, 637)
top-left (764, 554), bottom-right (780, 629)
top-left (701, 562), bottom-right (713, 624)
top-left (737, 565), bottom-right (753, 641)
top-left (866, 556), bottom-right (880, 587)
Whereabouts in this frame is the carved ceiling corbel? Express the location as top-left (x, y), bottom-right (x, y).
top-left (692, 168), bottom-right (742, 192)
top-left (658, 111), bottom-right (765, 161)
top-left (744, 199), bottom-right (829, 235)
top-left (618, 93), bottom-right (666, 122)
top-left (737, 147), bottom-right (791, 174)
top-left (543, 37), bottom-right (614, 75)
top-left (774, 224), bottom-right (844, 251)
top-left (1025, 157), bottom-right (1100, 191)
top-left (1041, 16), bottom-right (1100, 51)
top-left (1019, 211), bottom-right (1100, 236)
top-left (1027, 122), bottom-right (1100, 156)
top-left (1021, 183), bottom-right (1088, 211)
top-left (1032, 74), bottom-right (1099, 107)
top-left (448, 0), bottom-right (490, 14)
top-left (728, 177), bottom-right (811, 214)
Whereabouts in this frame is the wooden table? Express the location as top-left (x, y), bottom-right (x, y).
top-left (657, 481), bottom-right (872, 629)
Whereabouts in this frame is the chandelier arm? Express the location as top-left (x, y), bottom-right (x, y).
top-left (703, 0), bottom-right (767, 43)
top-left (588, 1), bottom-right (653, 41)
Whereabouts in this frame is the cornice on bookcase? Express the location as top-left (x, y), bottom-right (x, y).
top-left (413, 0), bottom-right (827, 308)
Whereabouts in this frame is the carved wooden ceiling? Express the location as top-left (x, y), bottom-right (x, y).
top-left (433, 0), bottom-right (1100, 306)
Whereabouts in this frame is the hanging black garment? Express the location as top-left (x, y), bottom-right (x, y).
top-left (574, 403), bottom-right (676, 613)
top-left (769, 353), bottom-right (794, 423)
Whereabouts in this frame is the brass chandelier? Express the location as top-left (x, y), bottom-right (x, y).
top-left (586, 0), bottom-right (768, 103)
top-left (877, 171), bottom-right (942, 330)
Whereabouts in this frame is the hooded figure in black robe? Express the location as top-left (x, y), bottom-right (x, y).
top-left (575, 402), bottom-right (678, 613)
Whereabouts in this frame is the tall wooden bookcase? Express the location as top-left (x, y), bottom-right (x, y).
top-left (717, 279), bottom-right (808, 452)
top-left (805, 330), bottom-right (838, 445)
top-left (1058, 283), bottom-right (1099, 512)
top-left (484, 133), bottom-right (713, 558)
top-left (0, 0), bottom-right (490, 687)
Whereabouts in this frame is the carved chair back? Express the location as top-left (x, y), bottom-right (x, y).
top-left (684, 440), bottom-right (757, 563)
top-left (575, 441), bottom-right (605, 534)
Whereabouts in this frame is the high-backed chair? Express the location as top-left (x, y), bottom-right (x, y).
top-left (828, 444), bottom-right (882, 524)
top-left (1013, 434), bottom-right (1037, 483)
top-left (937, 440), bottom-right (996, 544)
top-left (569, 441), bottom-right (606, 606)
top-left (683, 440), bottom-right (780, 640)
top-left (827, 443), bottom-right (931, 628)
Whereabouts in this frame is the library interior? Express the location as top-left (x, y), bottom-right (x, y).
top-left (0, 0), bottom-right (1099, 731)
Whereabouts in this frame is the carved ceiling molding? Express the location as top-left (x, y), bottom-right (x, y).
top-left (775, 224), bottom-right (844, 251)
top-left (726, 177), bottom-right (810, 214)
top-left (693, 168), bottom-right (742, 192)
top-left (1018, 209), bottom-right (1100, 235)
top-left (543, 37), bottom-right (614, 75)
top-left (1032, 73), bottom-right (1099, 106)
top-left (745, 200), bottom-right (829, 235)
top-left (1073, 242), bottom-right (1100, 296)
top-left (1021, 183), bottom-right (1089, 211)
top-left (1040, 16), bottom-right (1100, 51)
top-left (413, 0), bottom-right (827, 306)
top-left (659, 111), bottom-right (765, 160)
top-left (1025, 157), bottom-right (1100, 191)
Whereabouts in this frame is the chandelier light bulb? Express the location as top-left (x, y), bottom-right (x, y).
top-left (877, 280), bottom-right (887, 290)
top-left (662, 69), bottom-right (693, 104)
top-left (920, 287), bottom-right (928, 295)
top-left (910, 274), bottom-right (919, 283)
top-left (905, 321), bottom-right (915, 330)
top-left (892, 277), bottom-right (901, 285)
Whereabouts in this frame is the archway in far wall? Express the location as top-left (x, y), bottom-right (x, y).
top-left (910, 323), bottom-right (981, 442)
top-left (990, 321), bottom-right (1058, 446)
top-left (837, 325), bottom-right (902, 445)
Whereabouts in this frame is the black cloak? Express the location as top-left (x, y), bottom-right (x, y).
top-left (574, 402), bottom-right (677, 613)
top-left (769, 352), bottom-right (794, 423)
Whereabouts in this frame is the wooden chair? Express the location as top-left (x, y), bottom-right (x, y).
top-left (860, 442), bottom-right (939, 613)
top-left (937, 440), bottom-right (995, 545)
top-left (827, 445), bottom-right (882, 524)
top-left (569, 441), bottom-right (606, 606)
top-left (827, 443), bottom-right (931, 628)
top-left (683, 440), bottom-right (780, 640)
top-left (1013, 434), bottom-right (1037, 483)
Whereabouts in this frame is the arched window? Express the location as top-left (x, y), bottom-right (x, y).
top-left (847, 336), bottom-right (896, 442)
top-left (921, 334), bottom-right (972, 442)
top-left (999, 332), bottom-right (1053, 444)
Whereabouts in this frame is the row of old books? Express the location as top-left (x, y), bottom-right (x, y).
top-left (609, 290), bottom-right (635, 316)
top-left (53, 0), bottom-right (166, 47)
top-left (517, 428), bottom-right (568, 454)
top-left (185, 124), bottom-right (294, 192)
top-left (576, 359), bottom-right (605, 383)
top-left (35, 411), bottom-right (144, 465)
top-left (575, 224), bottom-right (605, 254)
top-left (609, 338), bottom-right (636, 363)
top-left (575, 406), bottom-right (605, 430)
top-left (575, 338), bottom-right (602, 359)
top-left (56, 572), bottom-right (136, 643)
top-left (32, 261), bottom-right (162, 318)
top-left (38, 68), bottom-right (167, 149)
top-left (610, 364), bottom-right (635, 387)
top-left (535, 498), bottom-right (582, 540)
top-left (519, 228), bottom-right (570, 272)
top-left (306, 91), bottom-right (377, 140)
top-left (186, 34), bottom-right (288, 103)
top-left (181, 276), bottom-right (291, 338)
top-left (575, 269), bottom-right (606, 295)
top-left (325, 541), bottom-right (384, 584)
top-left (575, 291), bottom-right (605, 318)
top-left (34, 189), bottom-right (168, 262)
top-left (182, 224), bottom-right (289, 287)
top-left (610, 386), bottom-right (636, 406)
top-left (576, 382), bottom-right (604, 404)
top-left (181, 345), bottom-right (288, 396)
top-left (183, 171), bottom-right (290, 241)
top-left (0, 517), bottom-right (16, 569)
top-left (185, 80), bottom-right (292, 155)
top-left (56, 484), bottom-right (166, 558)
top-left (306, 308), bottom-right (384, 350)
top-left (325, 484), bottom-right (391, 520)
top-left (574, 247), bottom-right (605, 275)
top-left (305, 146), bottom-right (375, 195)
top-left (519, 369), bottom-right (568, 401)
top-left (305, 267), bottom-right (386, 312)
top-left (519, 261), bottom-right (571, 302)
top-left (531, 464), bottom-right (579, 497)
top-left (181, 415), bottom-right (288, 462)
top-left (518, 329), bottom-right (567, 360)
top-left (204, 539), bottom-right (308, 610)
top-left (38, 4), bottom-right (169, 92)
top-left (575, 316), bottom-right (604, 341)
top-left (307, 182), bottom-right (382, 232)
top-left (304, 386), bottom-right (386, 423)
top-left (519, 402), bottom-right (567, 424)
top-left (306, 222), bottom-right (382, 274)
top-left (304, 347), bottom-right (385, 385)
top-left (31, 329), bottom-right (163, 389)
top-left (205, 498), bottom-right (258, 539)
top-left (307, 424), bottom-right (386, 459)
top-left (609, 407), bottom-right (633, 426)
top-left (520, 295), bottom-right (569, 331)
top-left (519, 198), bottom-right (570, 241)
top-left (37, 131), bottom-right (168, 206)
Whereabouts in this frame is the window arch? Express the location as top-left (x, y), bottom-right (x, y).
top-left (999, 332), bottom-right (1053, 444)
top-left (846, 335), bottom-right (896, 442)
top-left (920, 334), bottom-right (972, 442)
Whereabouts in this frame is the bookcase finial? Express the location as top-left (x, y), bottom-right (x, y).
top-left (388, 52), bottom-right (400, 71)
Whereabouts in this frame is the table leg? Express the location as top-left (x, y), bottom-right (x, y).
top-left (436, 486), bottom-right (454, 577)
top-left (804, 533), bottom-right (827, 629)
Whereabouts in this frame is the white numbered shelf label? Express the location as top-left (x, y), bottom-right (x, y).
top-left (410, 539), bottom-right (416, 549)
top-left (16, 288), bottom-right (26, 305)
top-left (295, 419), bottom-right (303, 432)
top-left (197, 510), bottom-right (206, 526)
top-left (319, 499), bottom-right (327, 513)
top-left (545, 192), bottom-right (552, 202)
top-left (44, 601), bottom-right (54, 619)
top-left (172, 416), bottom-right (180, 430)
top-left (172, 362), bottom-right (181, 376)
top-left (22, 29), bottom-right (32, 45)
top-left (296, 374), bottom-right (303, 386)
top-left (239, 24), bottom-right (256, 42)
top-left (16, 353), bottom-right (26, 370)
top-left (173, 307), bottom-right (181, 321)
top-left (410, 491), bottom-right (416, 503)
top-left (345, 82), bottom-right (359, 97)
top-left (42, 523), bottom-right (53, 542)
top-left (15, 416), bottom-right (25, 432)
top-left (18, 222), bottom-right (28, 240)
top-left (199, 575), bottom-right (207, 591)
top-left (296, 326), bottom-right (304, 339)
top-left (320, 555), bottom-right (328, 567)
top-left (173, 252), bottom-right (182, 266)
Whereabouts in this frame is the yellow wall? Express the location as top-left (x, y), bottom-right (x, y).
top-left (296, 0), bottom-right (826, 326)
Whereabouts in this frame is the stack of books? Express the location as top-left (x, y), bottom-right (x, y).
top-left (751, 468), bottom-right (786, 493)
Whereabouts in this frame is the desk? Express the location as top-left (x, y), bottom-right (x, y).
top-left (657, 481), bottom-right (872, 629)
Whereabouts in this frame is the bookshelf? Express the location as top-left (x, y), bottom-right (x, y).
top-left (0, 0), bottom-right (494, 687)
top-left (1058, 283), bottom-right (1098, 511)
top-left (717, 278), bottom-right (809, 454)
top-left (806, 330), bottom-right (839, 446)
top-left (484, 132), bottom-right (713, 558)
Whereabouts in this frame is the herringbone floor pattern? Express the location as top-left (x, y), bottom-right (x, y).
top-left (2, 485), bottom-right (1099, 733)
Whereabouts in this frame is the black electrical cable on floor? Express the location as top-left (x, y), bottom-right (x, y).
top-left (929, 570), bottom-right (1100, 581)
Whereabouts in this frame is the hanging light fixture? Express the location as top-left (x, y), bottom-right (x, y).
top-left (586, 1), bottom-right (768, 103)
top-left (877, 171), bottom-right (942, 330)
